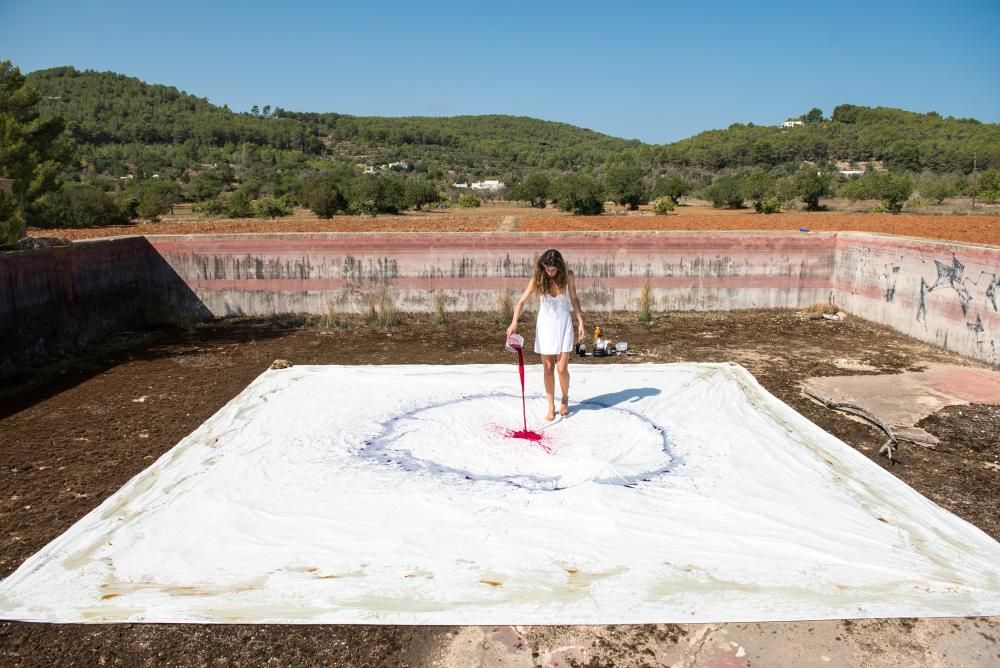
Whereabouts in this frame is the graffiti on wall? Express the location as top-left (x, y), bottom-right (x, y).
top-left (916, 256), bottom-right (975, 321)
top-left (853, 246), bottom-right (999, 361)
top-left (914, 254), bottom-right (998, 358)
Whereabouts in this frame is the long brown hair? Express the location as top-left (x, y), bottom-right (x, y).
top-left (532, 249), bottom-right (568, 295)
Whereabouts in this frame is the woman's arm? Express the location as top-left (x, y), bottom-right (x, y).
top-left (506, 278), bottom-right (535, 338)
top-left (567, 271), bottom-right (585, 341)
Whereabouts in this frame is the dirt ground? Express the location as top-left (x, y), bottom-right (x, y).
top-left (2, 310), bottom-right (998, 666)
top-left (31, 202), bottom-right (1000, 245)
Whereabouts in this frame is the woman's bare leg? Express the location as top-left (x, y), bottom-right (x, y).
top-left (557, 353), bottom-right (570, 415)
top-left (542, 355), bottom-right (556, 421)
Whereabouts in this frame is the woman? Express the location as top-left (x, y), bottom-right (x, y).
top-left (506, 249), bottom-right (585, 421)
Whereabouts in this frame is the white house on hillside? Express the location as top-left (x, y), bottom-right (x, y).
top-left (780, 120), bottom-right (805, 128)
top-left (470, 180), bottom-right (505, 191)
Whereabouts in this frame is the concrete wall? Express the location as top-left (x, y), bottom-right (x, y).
top-left (835, 233), bottom-right (1000, 366)
top-left (146, 232), bottom-right (838, 316)
top-left (0, 237), bottom-right (208, 379)
top-left (2, 231), bottom-right (998, 378)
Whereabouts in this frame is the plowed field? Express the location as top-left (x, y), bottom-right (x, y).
top-left (31, 203), bottom-right (1000, 245)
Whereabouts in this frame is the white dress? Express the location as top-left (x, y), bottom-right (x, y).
top-left (534, 291), bottom-right (575, 355)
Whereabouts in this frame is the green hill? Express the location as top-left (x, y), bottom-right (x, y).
top-left (24, 66), bottom-right (1000, 184)
top-left (658, 105), bottom-right (999, 174)
top-left (26, 67), bottom-right (640, 179)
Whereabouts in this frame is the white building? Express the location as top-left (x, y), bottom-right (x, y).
top-left (839, 169), bottom-right (865, 177)
top-left (780, 120), bottom-right (805, 128)
top-left (452, 182), bottom-right (469, 189)
top-left (470, 179), bottom-right (505, 191)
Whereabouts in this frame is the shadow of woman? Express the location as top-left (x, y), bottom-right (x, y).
top-left (571, 387), bottom-right (661, 414)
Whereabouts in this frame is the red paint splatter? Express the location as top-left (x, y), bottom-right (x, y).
top-left (507, 429), bottom-right (551, 453)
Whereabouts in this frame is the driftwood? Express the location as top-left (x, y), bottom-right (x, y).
top-left (803, 388), bottom-right (937, 464)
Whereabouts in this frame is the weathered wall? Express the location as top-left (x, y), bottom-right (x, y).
top-left (835, 233), bottom-right (1000, 366)
top-left (146, 232), bottom-right (838, 316)
top-left (3, 231), bottom-right (998, 378)
top-left (0, 237), bottom-right (208, 379)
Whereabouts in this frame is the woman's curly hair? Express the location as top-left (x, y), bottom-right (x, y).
top-left (532, 249), bottom-right (568, 295)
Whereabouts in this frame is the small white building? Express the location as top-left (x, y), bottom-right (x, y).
top-left (470, 180), bottom-right (505, 192)
top-left (839, 169), bottom-right (865, 177)
top-left (452, 182), bottom-right (469, 189)
top-left (780, 120), bottom-right (805, 128)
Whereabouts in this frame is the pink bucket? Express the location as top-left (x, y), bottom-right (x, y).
top-left (504, 333), bottom-right (524, 353)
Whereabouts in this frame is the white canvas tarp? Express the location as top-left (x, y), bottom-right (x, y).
top-left (1, 363), bottom-right (998, 624)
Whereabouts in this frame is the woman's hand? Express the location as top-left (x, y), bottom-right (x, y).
top-left (577, 321), bottom-right (586, 341)
top-left (506, 322), bottom-right (518, 339)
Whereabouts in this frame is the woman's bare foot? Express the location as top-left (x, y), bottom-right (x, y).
top-left (545, 404), bottom-right (556, 421)
top-left (559, 397), bottom-right (569, 416)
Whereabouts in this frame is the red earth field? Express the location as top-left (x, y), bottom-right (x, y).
top-left (31, 203), bottom-right (1000, 245)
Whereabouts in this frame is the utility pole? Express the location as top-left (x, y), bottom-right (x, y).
top-left (971, 153), bottom-right (977, 209)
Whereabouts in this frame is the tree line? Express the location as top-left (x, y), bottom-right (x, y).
top-left (3, 61), bottom-right (999, 242)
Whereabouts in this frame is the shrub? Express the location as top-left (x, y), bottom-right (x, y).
top-left (349, 175), bottom-right (406, 216)
top-left (604, 161), bottom-right (646, 210)
top-left (917, 174), bottom-right (961, 204)
top-left (136, 189), bottom-right (172, 222)
top-left (754, 196), bottom-right (782, 214)
top-left (31, 183), bottom-right (130, 228)
top-left (974, 168), bottom-right (1000, 204)
top-left (651, 176), bottom-right (691, 204)
top-left (741, 172), bottom-right (778, 204)
top-left (651, 197), bottom-right (675, 215)
top-left (252, 195), bottom-right (292, 219)
top-left (188, 170), bottom-right (226, 201)
top-left (456, 194), bottom-right (481, 208)
top-left (193, 197), bottom-right (229, 217)
top-left (120, 179), bottom-right (181, 222)
top-left (791, 169), bottom-right (832, 210)
top-left (404, 179), bottom-right (441, 211)
top-left (433, 291), bottom-right (448, 325)
top-left (192, 189), bottom-right (258, 218)
top-left (508, 173), bottom-right (550, 208)
top-left (317, 298), bottom-right (349, 330)
top-left (637, 278), bottom-right (654, 322)
top-left (365, 285), bottom-right (402, 328)
top-left (840, 172), bottom-right (913, 212)
top-left (551, 174), bottom-right (604, 215)
top-left (496, 290), bottom-right (514, 325)
top-left (224, 190), bottom-right (255, 218)
top-left (704, 175), bottom-right (745, 208)
top-left (300, 174), bottom-right (347, 218)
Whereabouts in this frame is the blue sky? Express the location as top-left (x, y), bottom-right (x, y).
top-left (2, 0), bottom-right (998, 143)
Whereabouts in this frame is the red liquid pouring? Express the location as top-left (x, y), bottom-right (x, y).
top-left (508, 343), bottom-right (544, 442)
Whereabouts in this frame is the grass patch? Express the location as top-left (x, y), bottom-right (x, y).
top-left (365, 285), bottom-right (403, 328)
top-left (433, 291), bottom-right (448, 326)
top-left (637, 278), bottom-right (653, 322)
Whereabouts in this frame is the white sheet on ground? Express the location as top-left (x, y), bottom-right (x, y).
top-left (1, 363), bottom-right (998, 624)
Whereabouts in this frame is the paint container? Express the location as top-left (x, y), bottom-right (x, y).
top-left (576, 342), bottom-right (587, 356)
top-left (504, 333), bottom-right (524, 353)
top-left (615, 341), bottom-right (628, 353)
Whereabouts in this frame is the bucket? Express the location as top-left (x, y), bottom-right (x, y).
top-left (504, 333), bottom-right (525, 353)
